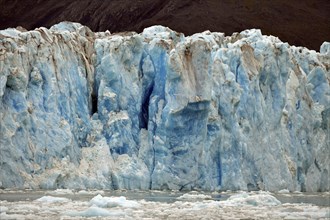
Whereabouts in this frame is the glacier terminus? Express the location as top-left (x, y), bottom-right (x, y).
top-left (0, 22), bottom-right (329, 192)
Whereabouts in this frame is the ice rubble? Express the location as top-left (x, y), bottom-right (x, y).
top-left (0, 22), bottom-right (329, 191)
top-left (1, 191), bottom-right (329, 219)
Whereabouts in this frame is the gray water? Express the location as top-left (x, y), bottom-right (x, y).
top-left (1, 190), bottom-right (329, 206)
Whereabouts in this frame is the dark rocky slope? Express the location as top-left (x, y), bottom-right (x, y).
top-left (0, 0), bottom-right (329, 51)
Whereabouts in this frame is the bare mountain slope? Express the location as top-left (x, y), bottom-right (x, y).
top-left (0, 0), bottom-right (329, 50)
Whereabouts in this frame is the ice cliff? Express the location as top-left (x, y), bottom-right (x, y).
top-left (0, 22), bottom-right (329, 191)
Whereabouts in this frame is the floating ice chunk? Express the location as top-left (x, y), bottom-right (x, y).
top-left (89, 194), bottom-right (140, 208)
top-left (35, 196), bottom-right (70, 203)
top-left (221, 192), bottom-right (281, 206)
top-left (77, 190), bottom-right (105, 195)
top-left (325, 210), bottom-right (330, 218)
top-left (63, 206), bottom-right (124, 217)
top-left (76, 190), bottom-right (89, 195)
top-left (47, 189), bottom-right (74, 195)
top-left (1, 191), bottom-right (329, 219)
top-left (0, 212), bottom-right (26, 219)
top-left (177, 193), bottom-right (212, 200)
top-left (0, 206), bottom-right (8, 213)
top-left (278, 189), bottom-right (290, 194)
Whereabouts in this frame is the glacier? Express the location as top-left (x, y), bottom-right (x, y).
top-left (0, 22), bottom-right (329, 192)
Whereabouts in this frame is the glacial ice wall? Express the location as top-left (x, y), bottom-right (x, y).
top-left (0, 22), bottom-right (329, 191)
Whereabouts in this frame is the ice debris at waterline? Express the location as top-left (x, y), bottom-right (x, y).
top-left (1, 191), bottom-right (330, 219)
top-left (0, 22), bottom-right (329, 191)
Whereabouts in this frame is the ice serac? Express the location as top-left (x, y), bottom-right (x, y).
top-left (0, 23), bottom-right (95, 188)
top-left (0, 22), bottom-right (329, 192)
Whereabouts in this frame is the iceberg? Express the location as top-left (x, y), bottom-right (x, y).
top-left (0, 22), bottom-right (329, 192)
